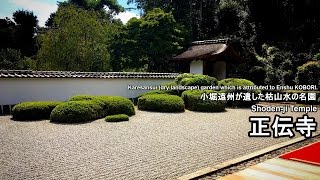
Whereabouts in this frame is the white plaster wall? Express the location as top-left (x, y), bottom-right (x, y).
top-left (213, 61), bottom-right (226, 80)
top-left (190, 60), bottom-right (203, 74)
top-left (0, 78), bottom-right (173, 105)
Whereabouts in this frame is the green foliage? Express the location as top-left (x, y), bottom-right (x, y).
top-left (249, 66), bottom-right (266, 85)
top-left (219, 78), bottom-right (259, 107)
top-left (314, 53), bottom-right (320, 61)
top-left (181, 90), bottom-right (225, 112)
top-left (0, 48), bottom-right (23, 69)
top-left (96, 96), bottom-right (136, 116)
top-left (110, 8), bottom-right (186, 72)
top-left (22, 57), bottom-right (37, 70)
top-left (217, 0), bottom-right (241, 35)
top-left (218, 78), bottom-right (258, 92)
top-left (68, 95), bottom-right (135, 116)
top-left (175, 73), bottom-right (194, 84)
top-left (138, 81), bottom-right (180, 97)
top-left (12, 10), bottom-right (38, 57)
top-left (59, 0), bottom-right (124, 14)
top-left (138, 94), bottom-right (185, 112)
top-left (176, 73), bottom-right (218, 86)
top-left (68, 94), bottom-right (97, 101)
top-left (180, 75), bottom-right (218, 87)
top-left (12, 101), bottom-right (62, 120)
top-left (50, 101), bottom-right (100, 123)
top-left (105, 114), bottom-right (129, 122)
top-left (255, 45), bottom-right (296, 85)
top-left (296, 61), bottom-right (320, 85)
top-left (138, 89), bottom-right (177, 98)
top-left (0, 18), bottom-right (16, 50)
top-left (37, 5), bottom-right (114, 71)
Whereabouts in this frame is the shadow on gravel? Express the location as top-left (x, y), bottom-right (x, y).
top-left (49, 120), bottom-right (95, 125)
top-left (10, 117), bottom-right (95, 125)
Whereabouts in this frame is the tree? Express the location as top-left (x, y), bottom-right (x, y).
top-left (217, 0), bottom-right (240, 35)
top-left (37, 5), bottom-right (115, 71)
top-left (254, 44), bottom-right (296, 85)
top-left (0, 18), bottom-right (16, 49)
top-left (0, 48), bottom-right (23, 69)
top-left (59, 0), bottom-right (124, 12)
top-left (110, 8), bottom-right (186, 72)
top-left (46, 0), bottom-right (124, 26)
top-left (12, 10), bottom-right (38, 57)
top-left (45, 13), bottom-right (56, 27)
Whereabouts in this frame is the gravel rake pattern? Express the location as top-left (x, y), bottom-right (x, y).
top-left (0, 109), bottom-right (319, 179)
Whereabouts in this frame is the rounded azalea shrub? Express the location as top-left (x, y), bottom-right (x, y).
top-left (68, 95), bottom-right (135, 117)
top-left (105, 114), bottom-right (129, 122)
top-left (50, 101), bottom-right (100, 123)
top-left (138, 81), bottom-right (180, 98)
top-left (12, 101), bottom-right (62, 120)
top-left (68, 94), bottom-right (96, 101)
top-left (218, 78), bottom-right (260, 107)
top-left (138, 89), bottom-right (177, 98)
top-left (175, 73), bottom-right (195, 84)
top-left (138, 94), bottom-right (185, 112)
top-left (181, 90), bottom-right (225, 112)
top-left (97, 96), bottom-right (135, 116)
top-left (177, 73), bottom-right (218, 87)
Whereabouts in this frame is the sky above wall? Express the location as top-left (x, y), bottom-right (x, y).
top-left (0, 0), bottom-right (140, 26)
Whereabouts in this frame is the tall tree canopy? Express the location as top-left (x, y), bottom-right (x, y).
top-left (110, 8), bottom-right (186, 72)
top-left (46, 0), bottom-right (124, 27)
top-left (37, 5), bottom-right (116, 71)
top-left (60, 0), bottom-right (124, 13)
top-left (12, 10), bottom-right (39, 57)
top-left (0, 10), bottom-right (38, 70)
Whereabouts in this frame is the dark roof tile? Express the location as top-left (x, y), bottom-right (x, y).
top-left (0, 70), bottom-right (178, 79)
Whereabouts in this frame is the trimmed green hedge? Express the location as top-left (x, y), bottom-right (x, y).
top-left (50, 101), bottom-right (100, 123)
top-left (175, 73), bottom-right (195, 84)
top-left (177, 73), bottom-right (218, 87)
top-left (68, 94), bottom-right (96, 101)
top-left (138, 89), bottom-right (177, 98)
top-left (68, 95), bottom-right (135, 116)
top-left (105, 114), bottom-right (129, 122)
top-left (218, 78), bottom-right (260, 107)
top-left (96, 96), bottom-right (135, 116)
top-left (181, 90), bottom-right (225, 112)
top-left (138, 81), bottom-right (180, 98)
top-left (138, 94), bottom-right (185, 112)
top-left (12, 101), bottom-right (62, 120)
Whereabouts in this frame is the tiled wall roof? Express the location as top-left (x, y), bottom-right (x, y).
top-left (0, 70), bottom-right (178, 79)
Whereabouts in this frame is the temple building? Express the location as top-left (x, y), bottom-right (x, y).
top-left (172, 39), bottom-right (241, 80)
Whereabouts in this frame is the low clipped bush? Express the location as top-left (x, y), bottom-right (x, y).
top-left (50, 101), bottom-right (100, 123)
top-left (218, 78), bottom-right (260, 107)
top-left (178, 74), bottom-right (218, 87)
top-left (105, 114), bottom-right (129, 122)
top-left (138, 89), bottom-right (177, 98)
top-left (138, 94), bottom-right (185, 112)
top-left (96, 96), bottom-right (135, 116)
top-left (12, 101), bottom-right (62, 120)
top-left (175, 73), bottom-right (195, 84)
top-left (181, 90), bottom-right (225, 112)
top-left (68, 94), bottom-right (96, 101)
top-left (295, 61), bottom-right (320, 85)
top-left (138, 81), bottom-right (180, 98)
top-left (68, 95), bottom-right (135, 117)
